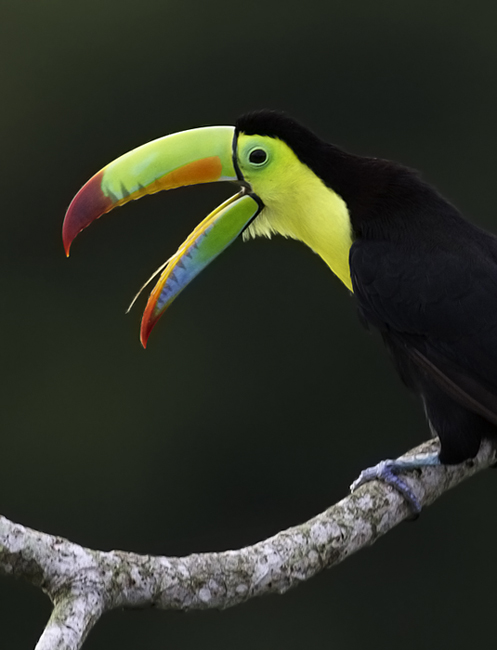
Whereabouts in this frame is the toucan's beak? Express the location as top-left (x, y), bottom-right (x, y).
top-left (63, 126), bottom-right (239, 254)
top-left (139, 191), bottom-right (260, 346)
top-left (62, 126), bottom-right (262, 346)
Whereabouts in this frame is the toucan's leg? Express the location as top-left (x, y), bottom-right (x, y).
top-left (349, 453), bottom-right (440, 514)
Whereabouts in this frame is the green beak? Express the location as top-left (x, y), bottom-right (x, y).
top-left (62, 125), bottom-right (262, 346)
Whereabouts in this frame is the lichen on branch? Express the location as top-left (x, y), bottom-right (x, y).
top-left (1, 438), bottom-right (494, 650)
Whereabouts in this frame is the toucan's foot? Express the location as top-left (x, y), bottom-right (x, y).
top-left (350, 453), bottom-right (441, 515)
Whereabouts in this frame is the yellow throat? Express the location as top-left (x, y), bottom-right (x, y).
top-left (237, 134), bottom-right (354, 291)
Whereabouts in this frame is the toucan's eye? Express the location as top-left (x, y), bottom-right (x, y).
top-left (248, 148), bottom-right (268, 165)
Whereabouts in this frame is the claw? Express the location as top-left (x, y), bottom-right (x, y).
top-left (350, 460), bottom-right (422, 514)
top-left (350, 453), bottom-right (440, 515)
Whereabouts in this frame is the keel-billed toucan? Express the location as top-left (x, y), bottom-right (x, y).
top-left (63, 111), bottom-right (497, 512)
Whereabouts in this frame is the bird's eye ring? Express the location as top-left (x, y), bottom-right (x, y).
top-left (248, 148), bottom-right (268, 165)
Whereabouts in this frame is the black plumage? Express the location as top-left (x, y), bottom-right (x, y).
top-left (350, 202), bottom-right (497, 463)
top-left (238, 110), bottom-right (497, 464)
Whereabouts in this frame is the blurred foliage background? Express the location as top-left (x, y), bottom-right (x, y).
top-left (2, 1), bottom-right (497, 647)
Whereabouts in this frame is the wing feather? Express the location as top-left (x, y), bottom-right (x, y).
top-left (350, 233), bottom-right (497, 423)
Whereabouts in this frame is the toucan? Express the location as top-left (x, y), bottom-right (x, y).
top-left (63, 110), bottom-right (497, 512)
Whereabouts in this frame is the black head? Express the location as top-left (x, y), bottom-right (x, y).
top-left (235, 110), bottom-right (326, 157)
top-left (235, 110), bottom-right (351, 182)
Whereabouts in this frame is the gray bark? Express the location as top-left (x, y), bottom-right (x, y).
top-left (0, 438), bottom-right (494, 650)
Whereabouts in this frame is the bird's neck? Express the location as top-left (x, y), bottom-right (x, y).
top-left (243, 163), bottom-right (354, 291)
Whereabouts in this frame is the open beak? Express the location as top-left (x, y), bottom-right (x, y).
top-left (63, 126), bottom-right (262, 347)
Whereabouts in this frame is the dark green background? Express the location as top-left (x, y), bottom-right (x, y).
top-left (2, 1), bottom-right (497, 647)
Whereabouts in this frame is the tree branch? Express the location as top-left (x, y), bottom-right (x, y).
top-left (1, 438), bottom-right (494, 650)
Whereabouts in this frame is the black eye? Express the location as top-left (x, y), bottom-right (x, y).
top-left (249, 149), bottom-right (267, 165)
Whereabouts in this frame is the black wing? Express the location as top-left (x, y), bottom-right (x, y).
top-left (350, 232), bottom-right (497, 426)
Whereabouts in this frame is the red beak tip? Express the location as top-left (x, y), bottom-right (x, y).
top-left (140, 326), bottom-right (150, 349)
top-left (62, 229), bottom-right (74, 257)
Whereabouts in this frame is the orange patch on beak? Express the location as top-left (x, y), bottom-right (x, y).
top-left (134, 156), bottom-right (224, 200)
